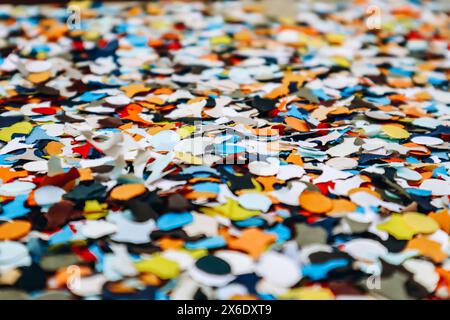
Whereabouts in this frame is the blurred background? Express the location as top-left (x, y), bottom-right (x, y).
top-left (0, 0), bottom-right (302, 18)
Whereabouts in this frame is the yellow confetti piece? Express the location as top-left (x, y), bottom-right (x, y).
top-left (403, 212), bottom-right (439, 234)
top-left (291, 33), bottom-right (307, 46)
top-left (183, 248), bottom-right (208, 259)
top-left (84, 212), bottom-right (108, 220)
top-left (280, 286), bottom-right (335, 300)
top-left (68, 0), bottom-right (92, 10)
top-left (0, 121), bottom-right (33, 142)
top-left (84, 200), bottom-right (108, 214)
top-left (279, 17), bottom-right (295, 25)
top-left (210, 35), bottom-right (232, 45)
top-left (201, 198), bottom-right (260, 221)
top-left (326, 33), bottom-right (345, 44)
top-left (377, 214), bottom-right (416, 240)
top-left (381, 124), bottom-right (410, 139)
top-left (84, 30), bottom-right (100, 41)
top-left (175, 152), bottom-right (203, 165)
top-left (332, 56), bottom-right (350, 68)
top-left (36, 52), bottom-right (47, 60)
top-left (176, 125), bottom-right (196, 139)
top-left (134, 255), bottom-right (180, 280)
top-left (308, 37), bottom-right (326, 49)
top-left (150, 20), bottom-right (169, 29)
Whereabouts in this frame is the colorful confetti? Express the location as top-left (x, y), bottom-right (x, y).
top-left (0, 0), bottom-right (449, 300)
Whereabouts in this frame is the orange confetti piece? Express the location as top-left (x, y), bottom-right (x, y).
top-left (110, 183), bottom-right (147, 201)
top-left (256, 176), bottom-right (284, 192)
top-left (0, 220), bottom-right (32, 240)
top-left (429, 209), bottom-right (450, 234)
top-left (299, 190), bottom-right (333, 214)
top-left (121, 84), bottom-right (149, 97)
top-left (406, 236), bottom-right (447, 263)
top-left (228, 228), bottom-right (276, 259)
top-left (78, 168), bottom-right (94, 181)
top-left (158, 237), bottom-right (184, 250)
top-left (140, 273), bottom-right (162, 286)
top-left (55, 265), bottom-right (92, 287)
top-left (45, 141), bottom-right (64, 156)
top-left (0, 167), bottom-right (28, 183)
top-left (106, 282), bottom-right (138, 294)
top-left (328, 199), bottom-right (357, 216)
top-left (286, 150), bottom-right (304, 166)
top-left (284, 117), bottom-right (309, 132)
top-left (27, 71), bottom-right (52, 83)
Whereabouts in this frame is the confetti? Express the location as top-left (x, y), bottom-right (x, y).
top-left (0, 0), bottom-right (448, 301)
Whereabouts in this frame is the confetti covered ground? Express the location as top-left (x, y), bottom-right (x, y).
top-left (0, 0), bottom-right (449, 300)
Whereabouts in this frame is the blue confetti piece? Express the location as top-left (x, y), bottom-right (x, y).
top-left (215, 143), bottom-right (246, 156)
top-left (366, 96), bottom-right (390, 105)
top-left (1, 194), bottom-right (30, 219)
top-left (182, 166), bottom-right (219, 176)
top-left (432, 152), bottom-right (449, 161)
top-left (267, 223), bottom-right (291, 244)
top-left (406, 156), bottom-right (421, 164)
top-left (342, 85), bottom-right (363, 95)
top-left (355, 206), bottom-right (366, 214)
top-left (432, 166), bottom-right (448, 178)
top-left (229, 135), bottom-right (240, 143)
top-left (428, 77), bottom-right (446, 86)
top-left (31, 44), bottom-right (50, 53)
top-left (89, 243), bottom-right (104, 272)
top-left (193, 182), bottom-right (220, 194)
top-left (302, 259), bottom-right (349, 281)
top-left (115, 23), bottom-right (128, 33)
top-left (276, 209), bottom-right (290, 218)
top-left (424, 103), bottom-right (438, 113)
top-left (27, 237), bottom-right (47, 261)
top-left (25, 127), bottom-right (58, 144)
top-left (185, 236), bottom-right (226, 250)
top-left (157, 212), bottom-right (193, 231)
top-left (279, 106), bottom-right (308, 120)
top-left (311, 88), bottom-right (330, 101)
top-left (155, 292), bottom-right (170, 300)
top-left (48, 225), bottom-right (76, 246)
top-left (235, 217), bottom-right (265, 228)
top-left (125, 35), bottom-right (148, 47)
top-left (389, 67), bottom-right (413, 77)
top-left (258, 293), bottom-right (276, 300)
top-left (77, 91), bottom-right (107, 102)
top-left (405, 188), bottom-right (432, 197)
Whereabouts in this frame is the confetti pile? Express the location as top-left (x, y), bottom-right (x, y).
top-left (0, 1), bottom-right (449, 300)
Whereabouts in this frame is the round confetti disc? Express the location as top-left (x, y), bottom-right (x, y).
top-left (110, 183), bottom-right (147, 201)
top-left (381, 125), bottom-right (410, 139)
top-left (0, 221), bottom-right (32, 240)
